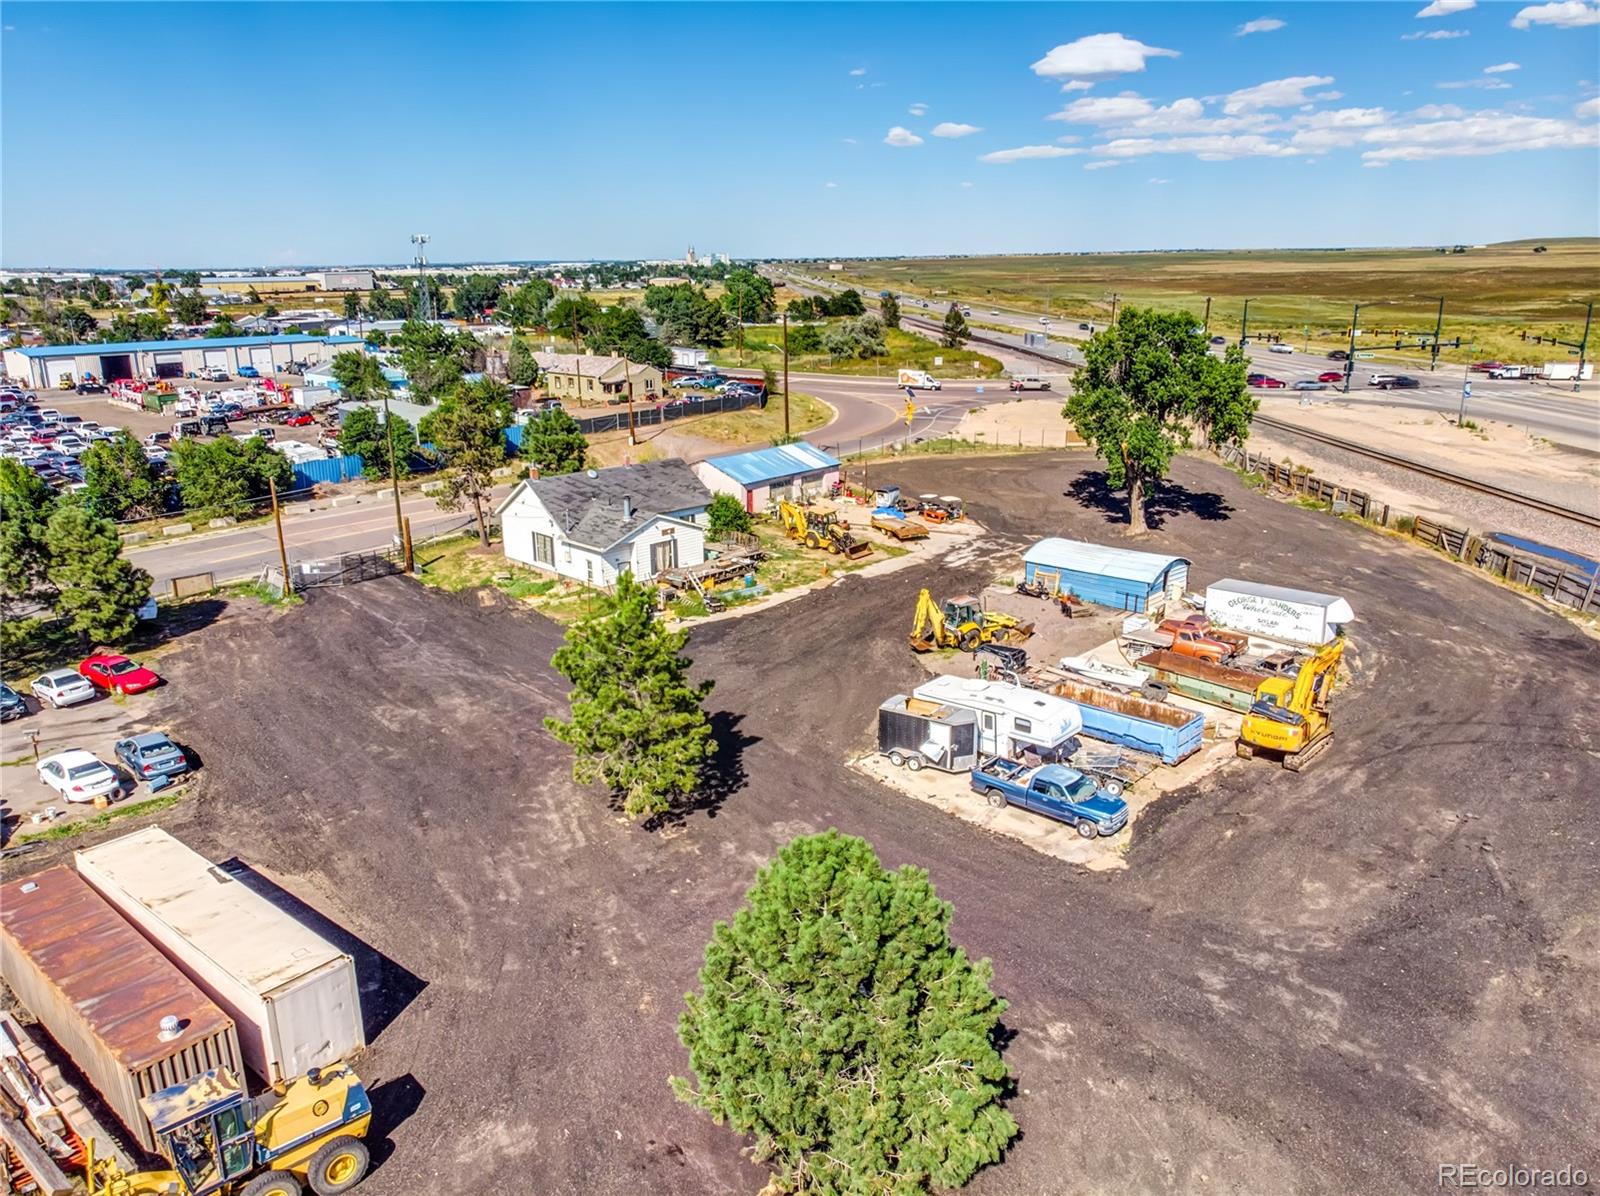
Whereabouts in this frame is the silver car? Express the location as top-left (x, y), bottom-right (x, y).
top-left (31, 668), bottom-right (97, 708)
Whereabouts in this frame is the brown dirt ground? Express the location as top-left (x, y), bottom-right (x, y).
top-left (5, 451), bottom-right (1597, 1194)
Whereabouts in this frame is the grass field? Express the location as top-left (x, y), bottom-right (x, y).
top-left (707, 324), bottom-right (1004, 377)
top-left (685, 390), bottom-right (832, 444)
top-left (806, 239), bottom-right (1599, 366)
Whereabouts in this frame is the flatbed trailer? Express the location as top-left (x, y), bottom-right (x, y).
top-left (870, 513), bottom-right (929, 541)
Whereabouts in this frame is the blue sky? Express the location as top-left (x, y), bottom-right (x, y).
top-left (2, 2), bottom-right (1597, 267)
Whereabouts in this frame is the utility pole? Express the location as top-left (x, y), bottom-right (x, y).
top-left (1109, 292), bottom-right (1119, 324)
top-left (268, 478), bottom-right (290, 593)
top-left (1343, 303), bottom-right (1360, 394)
top-left (1427, 296), bottom-right (1445, 372)
top-left (624, 366), bottom-right (636, 445)
top-left (1547, 301), bottom-right (1594, 395)
top-left (782, 311), bottom-right (790, 441)
top-left (1239, 299), bottom-right (1252, 348)
top-left (381, 389), bottom-right (406, 566)
top-left (1202, 296), bottom-right (1211, 336)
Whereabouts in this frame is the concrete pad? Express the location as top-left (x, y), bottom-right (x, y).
top-left (207, 517), bottom-right (237, 529)
top-left (161, 522), bottom-right (193, 536)
top-left (121, 531), bottom-right (149, 545)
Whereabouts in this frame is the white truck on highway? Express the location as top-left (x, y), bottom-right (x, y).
top-left (897, 369), bottom-right (942, 391)
top-left (1542, 361), bottom-right (1593, 382)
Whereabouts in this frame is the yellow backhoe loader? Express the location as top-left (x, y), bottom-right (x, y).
top-left (1236, 640), bottom-right (1343, 771)
top-left (88, 1064), bottom-right (372, 1196)
top-left (909, 589), bottom-right (1034, 652)
top-left (776, 499), bottom-right (872, 559)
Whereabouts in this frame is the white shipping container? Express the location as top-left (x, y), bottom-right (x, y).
top-left (1204, 578), bottom-right (1354, 646)
top-left (75, 828), bottom-right (365, 1086)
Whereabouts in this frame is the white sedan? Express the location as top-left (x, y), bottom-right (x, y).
top-left (31, 669), bottom-right (96, 708)
top-left (38, 750), bottom-right (121, 803)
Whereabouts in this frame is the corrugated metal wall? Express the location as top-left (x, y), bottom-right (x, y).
top-left (291, 454), bottom-right (365, 490)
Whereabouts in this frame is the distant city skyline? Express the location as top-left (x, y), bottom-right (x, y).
top-left (3, 2), bottom-right (1596, 267)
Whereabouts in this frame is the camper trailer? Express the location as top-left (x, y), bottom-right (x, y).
top-left (911, 675), bottom-right (1083, 761)
top-left (877, 694), bottom-right (979, 773)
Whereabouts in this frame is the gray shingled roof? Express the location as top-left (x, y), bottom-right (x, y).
top-left (520, 458), bottom-right (711, 549)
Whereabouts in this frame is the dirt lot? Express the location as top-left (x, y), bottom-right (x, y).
top-left (5, 451), bottom-right (1597, 1194)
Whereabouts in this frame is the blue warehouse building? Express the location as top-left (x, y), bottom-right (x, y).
top-left (1022, 538), bottom-right (1190, 615)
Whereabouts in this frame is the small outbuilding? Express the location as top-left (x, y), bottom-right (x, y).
top-left (693, 443), bottom-right (841, 512)
top-left (1022, 538), bottom-right (1190, 615)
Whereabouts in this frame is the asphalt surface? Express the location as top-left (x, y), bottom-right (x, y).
top-left (19, 451), bottom-right (1596, 1194)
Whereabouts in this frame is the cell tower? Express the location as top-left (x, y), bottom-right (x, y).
top-left (411, 234), bottom-right (433, 321)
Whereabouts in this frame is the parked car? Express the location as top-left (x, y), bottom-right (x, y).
top-left (1292, 380), bottom-right (1326, 391)
top-left (284, 412), bottom-right (315, 426)
top-left (236, 365), bottom-right (260, 378)
top-left (1254, 377), bottom-right (1286, 389)
top-left (114, 732), bottom-right (189, 783)
top-left (1327, 349), bottom-right (1348, 361)
top-left (1268, 343), bottom-right (1293, 355)
top-left (1470, 360), bottom-right (1505, 374)
top-left (197, 367), bottom-right (229, 382)
top-left (79, 653), bottom-right (162, 694)
top-left (1373, 375), bottom-right (1421, 389)
top-left (1317, 370), bottom-right (1345, 383)
top-left (31, 668), bottom-right (97, 708)
top-left (36, 750), bottom-right (121, 803)
top-left (969, 758), bottom-right (1129, 839)
top-left (0, 682), bottom-right (29, 721)
top-left (75, 381), bottom-right (109, 394)
top-left (53, 435), bottom-right (90, 456)
top-left (144, 431), bottom-right (173, 447)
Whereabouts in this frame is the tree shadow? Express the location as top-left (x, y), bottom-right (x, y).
top-left (1065, 469), bottom-right (1235, 531)
top-left (365, 1073), bottom-right (426, 1170)
top-left (213, 859), bottom-right (428, 1043)
top-left (641, 710), bottom-right (759, 831)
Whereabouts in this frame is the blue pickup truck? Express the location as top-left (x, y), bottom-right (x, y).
top-left (969, 757), bottom-right (1129, 839)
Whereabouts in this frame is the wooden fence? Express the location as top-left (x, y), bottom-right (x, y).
top-left (1216, 444), bottom-right (1599, 616)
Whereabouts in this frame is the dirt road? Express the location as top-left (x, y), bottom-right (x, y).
top-left (23, 452), bottom-right (1597, 1194)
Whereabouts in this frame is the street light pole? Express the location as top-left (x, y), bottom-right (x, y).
top-left (1239, 299), bottom-right (1251, 348)
top-left (1343, 303), bottom-right (1361, 394)
top-left (1428, 296), bottom-right (1445, 372)
top-left (1574, 301), bottom-right (1593, 395)
top-left (1202, 296), bottom-right (1211, 337)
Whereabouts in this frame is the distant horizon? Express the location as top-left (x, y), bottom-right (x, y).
top-left (5, 235), bottom-right (1597, 276)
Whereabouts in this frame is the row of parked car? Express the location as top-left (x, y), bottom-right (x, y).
top-left (0, 386), bottom-right (127, 490)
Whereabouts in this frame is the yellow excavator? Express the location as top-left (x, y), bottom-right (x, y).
top-left (775, 499), bottom-right (871, 559)
top-left (909, 589), bottom-right (1034, 652)
top-left (88, 1064), bottom-right (372, 1196)
top-left (1236, 640), bottom-right (1344, 771)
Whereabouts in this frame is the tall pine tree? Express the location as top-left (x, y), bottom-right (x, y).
top-left (545, 572), bottom-right (715, 819)
top-left (940, 302), bottom-right (970, 349)
top-left (673, 830), bottom-right (1017, 1194)
top-left (880, 292), bottom-right (901, 330)
top-left (45, 504), bottom-right (152, 643)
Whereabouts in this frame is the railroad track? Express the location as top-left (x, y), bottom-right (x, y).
top-left (899, 316), bottom-right (1081, 371)
top-left (1252, 414), bottom-right (1600, 530)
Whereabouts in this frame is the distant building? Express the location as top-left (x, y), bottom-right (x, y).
top-left (2, 333), bottom-right (364, 388)
top-left (533, 352), bottom-right (663, 405)
top-left (670, 346), bottom-right (710, 369)
top-left (199, 270), bottom-right (373, 294)
top-left (495, 458), bottom-right (713, 585)
top-left (693, 443), bottom-right (841, 512)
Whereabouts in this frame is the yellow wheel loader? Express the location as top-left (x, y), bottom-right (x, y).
top-left (908, 589), bottom-right (1034, 653)
top-left (88, 1065), bottom-right (372, 1196)
top-left (1236, 640), bottom-right (1343, 771)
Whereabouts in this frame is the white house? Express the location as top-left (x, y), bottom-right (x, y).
top-left (495, 458), bottom-right (713, 586)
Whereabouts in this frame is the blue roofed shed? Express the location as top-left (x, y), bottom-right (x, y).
top-left (1023, 538), bottom-right (1191, 615)
top-left (693, 443), bottom-right (841, 511)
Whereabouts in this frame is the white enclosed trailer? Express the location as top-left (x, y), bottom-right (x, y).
top-left (75, 828), bottom-right (365, 1086)
top-left (1204, 578), bottom-right (1354, 646)
top-left (912, 675), bottom-right (1083, 760)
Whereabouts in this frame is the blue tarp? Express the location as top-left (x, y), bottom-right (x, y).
top-left (291, 454), bottom-right (364, 490)
top-left (1485, 533), bottom-right (1598, 582)
top-left (1077, 701), bottom-right (1205, 766)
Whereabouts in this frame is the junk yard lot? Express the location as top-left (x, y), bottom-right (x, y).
top-left (5, 450), bottom-right (1598, 1195)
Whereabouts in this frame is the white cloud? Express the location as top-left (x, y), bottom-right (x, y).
top-left (1578, 96), bottom-right (1600, 117)
top-left (1055, 133), bottom-right (1083, 143)
top-left (1059, 80), bottom-right (1095, 92)
top-left (961, 180), bottom-right (974, 187)
top-left (979, 144), bottom-right (1085, 163)
top-left (1484, 61), bottom-right (1521, 72)
top-left (1049, 94), bottom-right (1156, 123)
top-left (1360, 109), bottom-right (1599, 161)
top-left (1511, 0), bottom-right (1600, 26)
top-left (1223, 75), bottom-right (1336, 113)
top-left (849, 67), bottom-right (867, 76)
top-left (1031, 33), bottom-right (1179, 81)
top-left (1237, 17), bottom-right (1286, 35)
top-left (931, 121), bottom-right (983, 138)
top-left (1314, 90), bottom-right (1344, 100)
top-left (908, 102), bottom-right (928, 116)
top-left (1402, 27), bottom-right (1471, 37)
top-left (1409, 102), bottom-right (1467, 117)
top-left (1083, 160), bottom-right (1122, 170)
top-left (884, 126), bottom-right (924, 147)
top-left (1150, 177), bottom-right (1171, 184)
top-left (824, 181), bottom-right (838, 188)
top-left (1297, 106), bottom-right (1391, 128)
top-left (1417, 0), bottom-right (1475, 15)
top-left (1438, 77), bottom-right (1513, 89)
top-left (1094, 133), bottom-right (1300, 160)
top-left (841, 137), bottom-right (858, 145)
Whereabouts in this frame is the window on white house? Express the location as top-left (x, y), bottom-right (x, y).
top-left (532, 532), bottom-right (554, 565)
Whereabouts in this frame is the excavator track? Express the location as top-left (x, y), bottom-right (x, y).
top-left (1283, 730), bottom-right (1333, 772)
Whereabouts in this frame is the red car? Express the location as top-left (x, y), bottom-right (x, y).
top-left (1255, 376), bottom-right (1286, 389)
top-left (284, 412), bottom-right (315, 426)
top-left (78, 653), bottom-right (162, 694)
top-left (1317, 370), bottom-right (1344, 383)
top-left (1469, 360), bottom-right (1504, 373)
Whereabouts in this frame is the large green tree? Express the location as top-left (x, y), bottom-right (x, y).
top-left (507, 334), bottom-right (540, 386)
top-left (643, 284), bottom-right (729, 347)
top-left (422, 378), bottom-right (510, 547)
top-left (823, 288), bottom-right (866, 318)
top-left (171, 290), bottom-right (209, 325)
top-left (452, 273), bottom-right (503, 320)
top-left (82, 431), bottom-right (166, 520)
top-left (338, 405), bottom-right (417, 480)
top-left (546, 295), bottom-right (602, 347)
top-left (705, 493), bottom-right (752, 538)
top-left (673, 830), bottom-right (1017, 1194)
top-left (0, 459), bottom-right (56, 616)
top-left (1065, 306), bottom-right (1254, 534)
top-left (44, 504), bottom-right (152, 644)
top-left (520, 407), bottom-right (587, 477)
top-left (395, 318), bottom-right (479, 401)
top-left (940, 302), bottom-right (970, 349)
top-left (879, 292), bottom-right (902, 330)
top-left (545, 572), bottom-right (715, 820)
top-left (720, 268), bottom-right (776, 323)
top-left (172, 437), bottom-right (292, 516)
top-left (823, 314), bottom-right (886, 360)
top-left (502, 278), bottom-right (556, 328)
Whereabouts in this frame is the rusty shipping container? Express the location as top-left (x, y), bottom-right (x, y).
top-left (0, 867), bottom-right (242, 1152)
top-left (1134, 649), bottom-right (1265, 714)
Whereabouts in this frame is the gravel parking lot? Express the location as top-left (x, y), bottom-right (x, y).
top-left (4, 451), bottom-right (1596, 1194)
